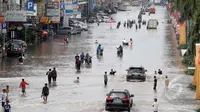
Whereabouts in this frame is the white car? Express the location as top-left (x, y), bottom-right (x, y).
top-left (103, 16), bottom-right (110, 22)
top-left (73, 21), bottom-right (88, 31)
top-left (147, 19), bottom-right (159, 29)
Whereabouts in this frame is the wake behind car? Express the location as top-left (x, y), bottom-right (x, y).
top-left (105, 89), bottom-right (134, 112)
top-left (126, 66), bottom-right (147, 82)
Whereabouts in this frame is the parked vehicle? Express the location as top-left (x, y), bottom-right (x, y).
top-left (40, 30), bottom-right (48, 39)
top-left (87, 17), bottom-right (97, 23)
top-left (105, 89), bottom-right (134, 112)
top-left (58, 27), bottom-right (77, 35)
top-left (103, 16), bottom-right (110, 22)
top-left (126, 66), bottom-right (147, 82)
top-left (5, 39), bottom-right (27, 56)
top-left (72, 26), bottom-right (82, 34)
top-left (72, 21), bottom-right (88, 31)
top-left (149, 7), bottom-right (156, 14)
top-left (147, 19), bottom-right (159, 29)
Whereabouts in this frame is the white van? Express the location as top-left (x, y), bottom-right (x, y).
top-left (147, 19), bottom-right (159, 29)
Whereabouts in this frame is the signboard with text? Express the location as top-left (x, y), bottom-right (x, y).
top-left (5, 11), bottom-right (27, 22)
top-left (45, 1), bottom-right (60, 17)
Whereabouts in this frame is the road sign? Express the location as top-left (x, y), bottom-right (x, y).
top-left (72, 0), bottom-right (77, 4)
top-left (26, 0), bottom-right (34, 11)
top-left (2, 23), bottom-right (6, 29)
top-left (2, 23), bottom-right (7, 33)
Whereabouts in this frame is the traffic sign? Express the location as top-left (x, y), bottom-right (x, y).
top-left (2, 23), bottom-right (7, 33)
top-left (26, 0), bottom-right (34, 11)
top-left (72, 0), bottom-right (77, 4)
top-left (2, 23), bottom-right (6, 29)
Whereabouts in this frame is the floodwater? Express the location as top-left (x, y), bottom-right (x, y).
top-left (0, 6), bottom-right (197, 112)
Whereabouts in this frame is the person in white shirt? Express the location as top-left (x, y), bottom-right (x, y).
top-left (152, 98), bottom-right (158, 112)
top-left (2, 89), bottom-right (7, 107)
top-left (74, 77), bottom-right (80, 83)
top-left (122, 39), bottom-right (127, 43)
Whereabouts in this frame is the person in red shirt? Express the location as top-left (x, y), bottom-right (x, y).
top-left (19, 79), bottom-right (29, 95)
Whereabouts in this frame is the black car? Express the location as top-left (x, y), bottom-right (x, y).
top-left (105, 89), bottom-right (134, 112)
top-left (5, 39), bottom-right (27, 56)
top-left (126, 66), bottom-right (147, 82)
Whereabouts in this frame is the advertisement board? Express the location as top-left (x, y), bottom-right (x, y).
top-left (179, 21), bottom-right (186, 45)
top-left (5, 11), bottom-right (27, 22)
top-left (46, 1), bottom-right (60, 17)
top-left (193, 44), bottom-right (200, 100)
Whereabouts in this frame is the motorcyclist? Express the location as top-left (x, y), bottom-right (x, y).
top-left (80, 52), bottom-right (85, 63)
top-left (97, 44), bottom-right (102, 54)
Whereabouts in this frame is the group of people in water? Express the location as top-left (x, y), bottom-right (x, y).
top-left (75, 52), bottom-right (92, 70)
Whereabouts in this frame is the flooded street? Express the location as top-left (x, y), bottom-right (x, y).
top-left (0, 6), bottom-right (197, 112)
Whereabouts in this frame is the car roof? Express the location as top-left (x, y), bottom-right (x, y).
top-left (129, 66), bottom-right (144, 69)
top-left (110, 89), bottom-right (129, 92)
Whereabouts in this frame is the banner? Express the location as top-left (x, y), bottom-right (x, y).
top-left (194, 44), bottom-right (200, 99)
top-left (179, 21), bottom-right (186, 45)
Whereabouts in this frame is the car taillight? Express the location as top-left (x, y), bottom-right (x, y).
top-left (106, 97), bottom-right (113, 101)
top-left (7, 48), bottom-right (11, 51)
top-left (123, 98), bottom-right (129, 102)
top-left (18, 48), bottom-right (22, 51)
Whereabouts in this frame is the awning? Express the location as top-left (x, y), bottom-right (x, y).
top-left (78, 1), bottom-right (88, 5)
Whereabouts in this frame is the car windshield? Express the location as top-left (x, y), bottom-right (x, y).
top-left (129, 68), bottom-right (143, 73)
top-left (110, 92), bottom-right (126, 98)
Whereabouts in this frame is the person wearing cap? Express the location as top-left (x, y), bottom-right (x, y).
top-left (4, 100), bottom-right (11, 112)
top-left (41, 83), bottom-right (49, 102)
top-left (104, 72), bottom-right (108, 86)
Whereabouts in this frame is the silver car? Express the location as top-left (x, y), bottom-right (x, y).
top-left (58, 27), bottom-right (77, 35)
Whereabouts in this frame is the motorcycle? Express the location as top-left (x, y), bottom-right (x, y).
top-left (122, 41), bottom-right (129, 46)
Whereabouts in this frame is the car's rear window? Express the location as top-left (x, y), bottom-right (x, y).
top-left (129, 68), bottom-right (143, 73)
top-left (110, 92), bottom-right (127, 98)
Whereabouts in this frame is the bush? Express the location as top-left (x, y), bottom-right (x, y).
top-left (182, 55), bottom-right (195, 67)
top-left (185, 69), bottom-right (195, 75)
top-left (188, 83), bottom-right (196, 91)
top-left (196, 108), bottom-right (200, 112)
top-left (178, 44), bottom-right (187, 49)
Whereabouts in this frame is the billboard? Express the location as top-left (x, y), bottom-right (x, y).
top-left (46, 1), bottom-right (60, 17)
top-left (179, 21), bottom-right (186, 45)
top-left (5, 11), bottom-right (27, 22)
